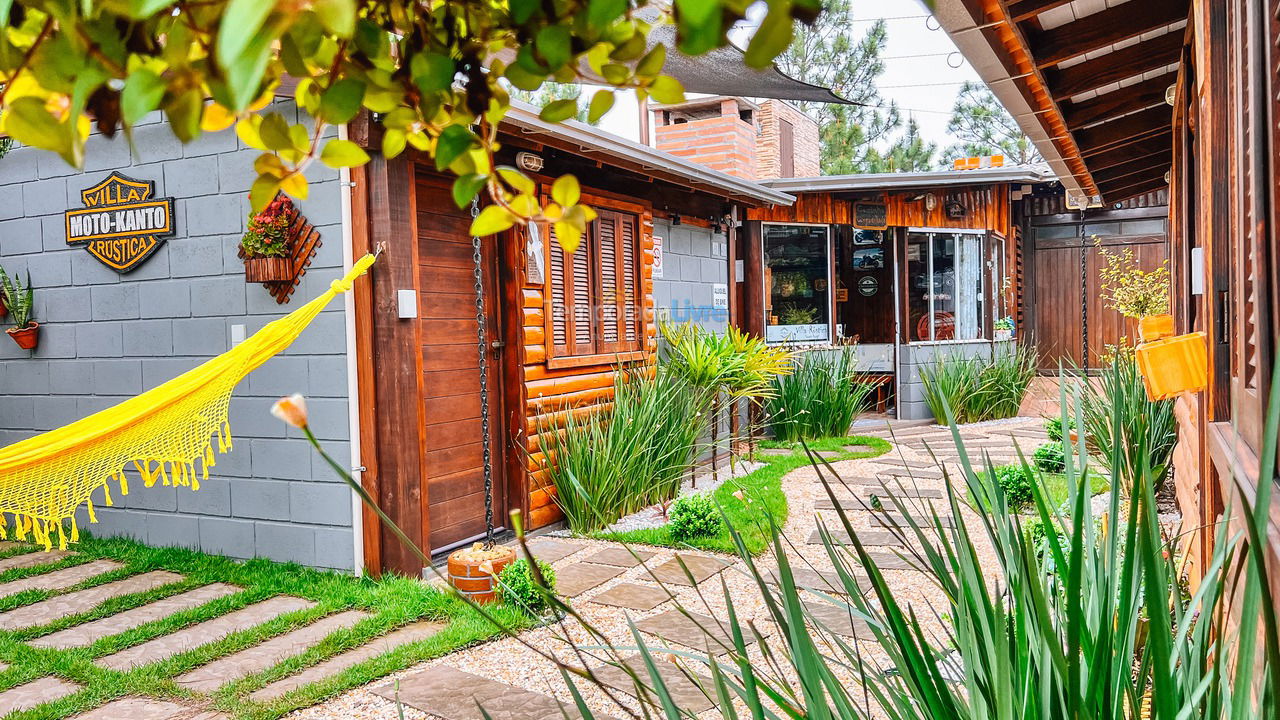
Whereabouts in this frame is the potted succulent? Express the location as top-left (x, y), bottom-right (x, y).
top-left (2, 270), bottom-right (38, 350)
top-left (0, 267), bottom-right (8, 320)
top-left (994, 316), bottom-right (1014, 341)
top-left (240, 195), bottom-right (294, 282)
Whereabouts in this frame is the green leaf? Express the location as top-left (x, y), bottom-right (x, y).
top-left (2, 97), bottom-right (71, 157)
top-left (470, 205), bottom-right (516, 236)
top-left (744, 6), bottom-right (793, 69)
top-left (320, 139), bottom-right (370, 168)
top-left (259, 113), bottom-right (293, 151)
top-left (411, 53), bottom-right (456, 93)
top-left (120, 0), bottom-right (179, 20)
top-left (216, 0), bottom-right (274, 69)
top-left (167, 89), bottom-right (204, 143)
top-left (224, 30), bottom-right (276, 110)
top-left (539, 98), bottom-right (579, 123)
top-left (674, 0), bottom-right (722, 54)
top-left (249, 173), bottom-right (281, 213)
top-left (588, 0), bottom-right (627, 29)
top-left (497, 167), bottom-right (536, 195)
top-left (504, 63), bottom-right (545, 92)
top-left (647, 75), bottom-right (686, 105)
top-left (382, 128), bottom-right (407, 158)
top-left (636, 44), bottom-right (666, 77)
top-left (510, 0), bottom-right (539, 23)
top-left (587, 89), bottom-right (615, 123)
top-left (319, 78), bottom-right (365, 124)
top-left (312, 0), bottom-right (355, 36)
top-left (536, 25), bottom-right (572, 69)
top-left (600, 64), bottom-right (630, 85)
top-left (452, 174), bottom-right (489, 210)
top-left (434, 125), bottom-right (474, 171)
top-left (551, 174), bottom-right (580, 207)
top-left (121, 68), bottom-right (165, 126)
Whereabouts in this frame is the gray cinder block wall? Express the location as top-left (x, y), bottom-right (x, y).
top-left (652, 219), bottom-right (730, 335)
top-left (0, 101), bottom-right (356, 571)
top-left (897, 340), bottom-right (1014, 420)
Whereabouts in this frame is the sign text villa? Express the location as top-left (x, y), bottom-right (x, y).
top-left (64, 172), bottom-right (175, 273)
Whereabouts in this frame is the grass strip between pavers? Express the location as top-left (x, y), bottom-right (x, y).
top-left (596, 435), bottom-right (892, 555)
top-left (0, 536), bottom-right (530, 720)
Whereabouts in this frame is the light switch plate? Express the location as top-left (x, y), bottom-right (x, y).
top-left (397, 289), bottom-right (418, 319)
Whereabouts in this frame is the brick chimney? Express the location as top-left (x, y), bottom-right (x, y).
top-left (652, 97), bottom-right (819, 180)
top-left (653, 97), bottom-right (759, 179)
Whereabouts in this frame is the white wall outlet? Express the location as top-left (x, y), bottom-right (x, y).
top-left (397, 289), bottom-right (419, 319)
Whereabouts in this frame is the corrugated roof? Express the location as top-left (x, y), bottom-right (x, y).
top-left (502, 102), bottom-right (795, 206)
top-left (760, 166), bottom-right (1057, 193)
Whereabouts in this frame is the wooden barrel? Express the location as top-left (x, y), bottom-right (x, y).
top-left (447, 546), bottom-right (516, 604)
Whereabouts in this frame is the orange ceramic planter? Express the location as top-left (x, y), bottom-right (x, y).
top-left (1135, 331), bottom-right (1207, 400)
top-left (1138, 313), bottom-right (1175, 342)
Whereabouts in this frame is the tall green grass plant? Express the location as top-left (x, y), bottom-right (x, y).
top-left (765, 347), bottom-right (872, 442)
top-left (921, 345), bottom-right (1037, 423)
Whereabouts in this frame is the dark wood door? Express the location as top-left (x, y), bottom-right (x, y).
top-left (415, 174), bottom-right (507, 553)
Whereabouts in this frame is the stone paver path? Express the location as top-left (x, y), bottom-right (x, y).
top-left (375, 665), bottom-right (611, 720)
top-left (0, 676), bottom-right (82, 715)
top-left (589, 655), bottom-right (717, 713)
top-left (0, 570), bottom-right (182, 631)
top-left (520, 539), bottom-right (587, 564)
top-left (0, 550), bottom-right (73, 573)
top-left (761, 565), bottom-right (865, 594)
top-left (0, 559), bottom-right (122, 599)
top-left (876, 466), bottom-right (945, 480)
top-left (806, 528), bottom-right (905, 546)
top-left (642, 554), bottom-right (730, 586)
top-left (589, 583), bottom-right (670, 611)
top-left (95, 595), bottom-right (315, 670)
top-left (74, 697), bottom-right (228, 719)
top-left (554, 563), bottom-right (627, 597)
top-left (31, 583), bottom-right (241, 650)
top-left (582, 547), bottom-right (655, 568)
top-left (804, 601), bottom-right (872, 638)
top-left (250, 621), bottom-right (443, 702)
top-left (868, 513), bottom-right (957, 529)
top-left (635, 610), bottom-right (759, 654)
top-left (175, 609), bottom-right (369, 693)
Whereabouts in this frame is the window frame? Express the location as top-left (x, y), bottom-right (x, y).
top-left (761, 221), bottom-right (835, 345)
top-left (543, 196), bottom-right (647, 369)
top-left (903, 227), bottom-right (990, 345)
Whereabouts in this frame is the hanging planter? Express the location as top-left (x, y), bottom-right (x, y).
top-left (7, 323), bottom-right (39, 350)
top-left (446, 543), bottom-right (516, 604)
top-left (240, 196), bottom-right (294, 283)
top-left (2, 270), bottom-right (37, 351)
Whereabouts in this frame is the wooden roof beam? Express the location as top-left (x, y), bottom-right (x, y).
top-left (1083, 130), bottom-right (1174, 170)
top-left (1096, 174), bottom-right (1168, 203)
top-left (1075, 105), bottom-right (1172, 156)
top-left (1061, 71), bottom-right (1178, 130)
top-left (1006, 0), bottom-right (1074, 22)
top-left (1090, 149), bottom-right (1173, 185)
top-left (1042, 32), bottom-right (1183, 99)
top-left (1028, 0), bottom-right (1188, 69)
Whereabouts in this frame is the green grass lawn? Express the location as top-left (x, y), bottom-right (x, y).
top-left (596, 435), bottom-right (891, 555)
top-left (0, 536), bottom-right (528, 720)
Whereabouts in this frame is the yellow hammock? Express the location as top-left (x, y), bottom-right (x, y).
top-left (0, 254), bottom-right (377, 550)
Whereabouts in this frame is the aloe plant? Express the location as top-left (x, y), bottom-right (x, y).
top-left (1, 270), bottom-right (34, 329)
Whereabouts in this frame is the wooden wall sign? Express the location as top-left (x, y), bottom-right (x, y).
top-left (64, 172), bottom-right (174, 273)
top-left (853, 202), bottom-right (888, 230)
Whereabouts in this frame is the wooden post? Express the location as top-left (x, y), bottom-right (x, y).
top-left (742, 219), bottom-right (764, 338)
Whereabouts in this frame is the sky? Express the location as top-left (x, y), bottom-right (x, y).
top-left (595, 0), bottom-right (985, 154)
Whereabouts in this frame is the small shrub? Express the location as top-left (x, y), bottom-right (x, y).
top-left (1033, 441), bottom-right (1066, 473)
top-left (979, 464), bottom-right (1035, 508)
top-left (668, 494), bottom-right (722, 541)
top-left (497, 557), bottom-right (556, 613)
top-left (766, 347), bottom-right (872, 442)
top-left (1045, 416), bottom-right (1077, 442)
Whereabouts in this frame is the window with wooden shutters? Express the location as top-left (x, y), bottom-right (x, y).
top-left (545, 207), bottom-right (643, 362)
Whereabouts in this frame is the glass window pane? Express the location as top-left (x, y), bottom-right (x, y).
top-left (954, 234), bottom-right (984, 340)
top-left (1121, 218), bottom-right (1167, 235)
top-left (930, 234), bottom-right (958, 340)
top-left (1083, 221), bottom-right (1121, 237)
top-left (906, 232), bottom-right (932, 341)
top-left (764, 225), bottom-right (830, 343)
top-left (1032, 224), bottom-right (1077, 240)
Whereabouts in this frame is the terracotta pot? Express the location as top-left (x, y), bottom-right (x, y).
top-left (244, 256), bottom-right (292, 283)
top-left (447, 546), bottom-right (516, 604)
top-left (7, 323), bottom-right (39, 350)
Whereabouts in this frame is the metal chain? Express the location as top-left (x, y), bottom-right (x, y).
top-left (1079, 210), bottom-right (1089, 370)
top-left (470, 194), bottom-right (495, 546)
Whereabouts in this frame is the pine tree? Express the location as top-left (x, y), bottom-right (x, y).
top-left (866, 118), bottom-right (937, 172)
top-left (943, 81), bottom-right (1041, 165)
top-left (774, 3), bottom-right (903, 173)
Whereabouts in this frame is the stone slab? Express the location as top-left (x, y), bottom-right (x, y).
top-left (761, 565), bottom-right (864, 594)
top-left (842, 445), bottom-right (882, 454)
top-left (869, 513), bottom-right (956, 529)
top-left (73, 697), bottom-right (229, 719)
top-left (804, 601), bottom-right (872, 638)
top-left (0, 550), bottom-right (73, 573)
top-left (520, 538), bottom-right (588, 564)
top-left (0, 570), bottom-right (182, 631)
top-left (249, 621), bottom-right (443, 702)
top-left (589, 583), bottom-right (670, 611)
top-left (554, 562), bottom-right (626, 597)
top-left (635, 611), bottom-right (757, 654)
top-left (95, 595), bottom-right (315, 670)
top-left (857, 551), bottom-right (914, 570)
top-left (814, 488), bottom-right (945, 509)
top-left (642, 554), bottom-right (731, 587)
top-left (806, 528), bottom-right (904, 546)
top-left (877, 467), bottom-right (944, 480)
top-left (0, 559), bottom-right (123, 599)
top-left (31, 583), bottom-right (241, 650)
top-left (582, 547), bottom-right (655, 568)
top-left (374, 665), bottom-right (616, 720)
top-left (175, 609), bottom-right (370, 693)
top-left (0, 676), bottom-right (82, 715)
top-left (589, 655), bottom-right (716, 713)
top-left (758, 448), bottom-right (793, 456)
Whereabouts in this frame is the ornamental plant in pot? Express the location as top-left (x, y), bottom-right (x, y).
top-left (447, 542), bottom-right (516, 604)
top-left (240, 195), bottom-right (293, 283)
top-left (2, 270), bottom-right (37, 350)
top-left (0, 267), bottom-right (8, 320)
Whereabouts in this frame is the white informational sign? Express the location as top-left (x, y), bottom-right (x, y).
top-left (652, 235), bottom-right (664, 279)
top-left (712, 283), bottom-right (728, 309)
top-left (765, 324), bottom-right (829, 343)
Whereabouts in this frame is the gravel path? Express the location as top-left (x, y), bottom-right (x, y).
top-left (288, 417), bottom-right (1048, 720)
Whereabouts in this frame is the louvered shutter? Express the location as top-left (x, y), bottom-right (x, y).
top-left (620, 214), bottom-right (639, 345)
top-left (547, 221), bottom-right (571, 355)
top-left (598, 212), bottom-right (621, 350)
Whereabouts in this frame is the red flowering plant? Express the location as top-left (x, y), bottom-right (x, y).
top-left (240, 196), bottom-right (293, 258)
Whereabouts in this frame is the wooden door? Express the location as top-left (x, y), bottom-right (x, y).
top-left (1032, 244), bottom-right (1083, 370)
top-left (415, 174), bottom-right (507, 553)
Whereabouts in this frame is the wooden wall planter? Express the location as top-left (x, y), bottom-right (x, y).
top-left (239, 196), bottom-right (323, 304)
